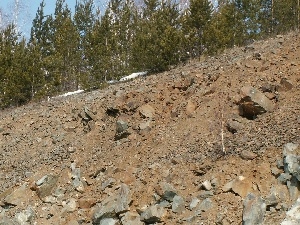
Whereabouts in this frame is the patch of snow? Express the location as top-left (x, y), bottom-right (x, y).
top-left (53, 90), bottom-right (84, 99)
top-left (119, 71), bottom-right (148, 82)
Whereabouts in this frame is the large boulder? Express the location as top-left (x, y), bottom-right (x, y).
top-left (239, 86), bottom-right (275, 119)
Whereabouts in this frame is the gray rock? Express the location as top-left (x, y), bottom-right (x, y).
top-left (93, 184), bottom-right (132, 224)
top-left (239, 86), bottom-right (275, 119)
top-left (242, 193), bottom-right (266, 225)
top-left (195, 198), bottom-right (213, 215)
top-left (283, 143), bottom-right (299, 156)
top-left (15, 207), bottom-right (35, 224)
top-left (189, 197), bottom-right (200, 210)
top-left (202, 180), bottom-right (212, 191)
top-left (156, 182), bottom-right (177, 201)
top-left (171, 195), bottom-right (185, 213)
top-left (116, 120), bottom-right (128, 134)
top-left (101, 178), bottom-right (116, 191)
top-left (115, 120), bottom-right (130, 140)
top-left (115, 184), bottom-right (132, 214)
top-left (99, 218), bottom-right (119, 225)
top-left (140, 205), bottom-right (166, 223)
top-left (71, 165), bottom-right (85, 193)
top-left (287, 177), bottom-right (300, 201)
top-left (93, 195), bottom-right (118, 224)
top-left (197, 190), bottom-right (214, 199)
top-left (35, 174), bottom-right (58, 200)
top-left (277, 173), bottom-right (292, 184)
top-left (120, 212), bottom-right (144, 225)
top-left (62, 198), bottom-right (77, 213)
top-left (0, 216), bottom-right (19, 225)
top-left (281, 197), bottom-right (300, 225)
top-left (283, 143), bottom-right (300, 182)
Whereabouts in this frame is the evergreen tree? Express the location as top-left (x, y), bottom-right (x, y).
top-left (184, 0), bottom-right (213, 57)
top-left (50, 0), bottom-right (81, 93)
top-left (74, 0), bottom-right (96, 88)
top-left (0, 24), bottom-right (31, 108)
top-left (132, 0), bottom-right (184, 72)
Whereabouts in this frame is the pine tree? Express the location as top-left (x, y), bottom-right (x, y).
top-left (184, 0), bottom-right (213, 57)
top-left (0, 24), bottom-right (31, 108)
top-left (74, 0), bottom-right (96, 88)
top-left (132, 0), bottom-right (184, 72)
top-left (50, 0), bottom-right (81, 93)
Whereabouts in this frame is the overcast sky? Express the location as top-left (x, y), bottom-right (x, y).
top-left (0, 0), bottom-right (109, 38)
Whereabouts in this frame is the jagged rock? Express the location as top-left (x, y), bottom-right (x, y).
top-left (93, 184), bottom-right (132, 224)
top-left (155, 182), bottom-right (177, 201)
top-left (171, 195), bottom-right (185, 213)
top-left (71, 163), bottom-right (85, 193)
top-left (35, 174), bottom-right (58, 200)
top-left (281, 198), bottom-right (300, 225)
top-left (239, 86), bottom-right (275, 119)
top-left (195, 198), bottom-right (213, 215)
top-left (115, 184), bottom-right (132, 214)
top-left (140, 205), bottom-right (166, 223)
top-left (115, 120), bottom-right (130, 140)
top-left (242, 193), bottom-right (266, 225)
top-left (189, 197), bottom-right (200, 210)
top-left (283, 143), bottom-right (300, 181)
top-left (15, 207), bottom-right (35, 224)
top-left (287, 177), bottom-right (300, 201)
top-left (277, 173), bottom-right (292, 184)
top-left (62, 198), bottom-right (77, 213)
top-left (93, 195), bottom-right (118, 224)
top-left (101, 178), bottom-right (116, 191)
top-left (120, 212), bottom-right (144, 225)
top-left (201, 180), bottom-right (212, 191)
top-left (138, 104), bottom-right (155, 119)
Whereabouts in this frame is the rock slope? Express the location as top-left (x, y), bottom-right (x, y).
top-left (0, 32), bottom-right (299, 225)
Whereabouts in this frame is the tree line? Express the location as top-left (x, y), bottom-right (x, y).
top-left (0, 0), bottom-right (299, 108)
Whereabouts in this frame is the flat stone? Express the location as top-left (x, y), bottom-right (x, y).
top-left (223, 176), bottom-right (252, 198)
top-left (4, 184), bottom-right (31, 206)
top-left (138, 104), bottom-right (155, 118)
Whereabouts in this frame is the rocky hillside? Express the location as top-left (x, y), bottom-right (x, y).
top-left (0, 32), bottom-right (299, 225)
